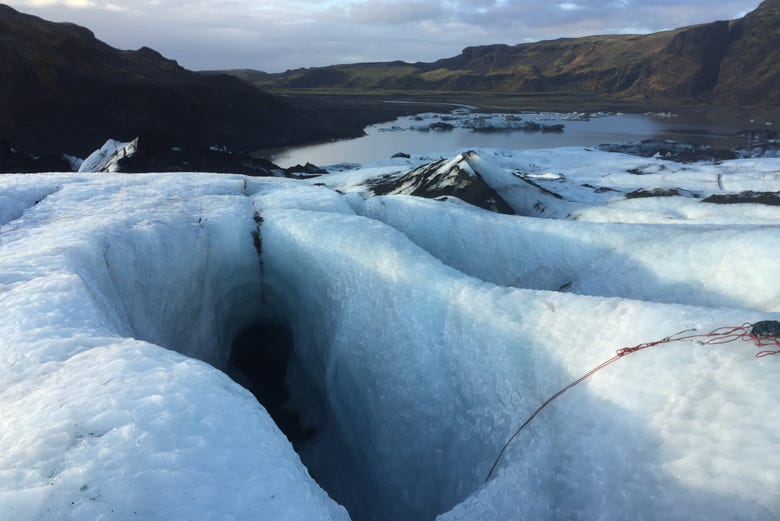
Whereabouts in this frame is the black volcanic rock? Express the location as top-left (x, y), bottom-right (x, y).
top-left (625, 188), bottom-right (684, 199)
top-left (0, 5), bottom-right (326, 156)
top-left (0, 140), bottom-right (72, 173)
top-left (703, 191), bottom-right (780, 206)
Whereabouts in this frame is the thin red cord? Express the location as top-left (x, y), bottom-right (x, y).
top-left (485, 322), bottom-right (779, 482)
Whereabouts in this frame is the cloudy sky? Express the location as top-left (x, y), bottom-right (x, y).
top-left (7, 0), bottom-right (762, 72)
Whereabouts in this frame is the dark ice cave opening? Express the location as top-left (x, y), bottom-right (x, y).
top-left (227, 321), bottom-right (403, 521)
top-left (227, 322), bottom-right (315, 450)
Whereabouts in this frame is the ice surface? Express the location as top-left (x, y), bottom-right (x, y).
top-left (78, 139), bottom-right (134, 173)
top-left (321, 147), bottom-right (780, 222)
top-left (358, 195), bottom-right (780, 312)
top-left (258, 207), bottom-right (779, 521)
top-left (0, 174), bottom-right (349, 521)
top-left (0, 175), bottom-right (70, 226)
top-left (0, 146), bottom-right (778, 520)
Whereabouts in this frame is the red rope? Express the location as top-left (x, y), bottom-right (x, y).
top-left (485, 322), bottom-right (780, 482)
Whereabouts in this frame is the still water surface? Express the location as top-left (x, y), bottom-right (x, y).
top-left (270, 110), bottom-right (754, 168)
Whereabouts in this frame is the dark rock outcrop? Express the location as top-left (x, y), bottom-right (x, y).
top-left (702, 191), bottom-right (780, 206)
top-left (0, 140), bottom-right (73, 173)
top-left (625, 188), bottom-right (684, 199)
top-left (598, 140), bottom-right (738, 163)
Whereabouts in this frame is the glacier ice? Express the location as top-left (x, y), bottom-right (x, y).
top-left (0, 147), bottom-right (778, 521)
top-left (78, 139), bottom-right (134, 173)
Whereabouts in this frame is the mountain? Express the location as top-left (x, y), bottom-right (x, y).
top-left (0, 4), bottom-right (331, 156)
top-left (250, 1), bottom-right (779, 109)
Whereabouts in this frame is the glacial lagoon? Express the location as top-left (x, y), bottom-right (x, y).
top-left (269, 110), bottom-right (761, 168)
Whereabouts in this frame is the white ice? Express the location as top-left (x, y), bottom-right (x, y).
top-left (0, 173), bottom-right (349, 521)
top-left (78, 139), bottom-right (135, 173)
top-left (0, 145), bottom-right (778, 521)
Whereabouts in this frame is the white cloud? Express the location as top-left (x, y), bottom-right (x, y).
top-left (23, 0), bottom-right (95, 7)
top-left (104, 3), bottom-right (132, 12)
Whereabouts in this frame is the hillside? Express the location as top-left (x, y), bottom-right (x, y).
top-left (250, 1), bottom-right (779, 109)
top-left (0, 4), bottom-right (331, 156)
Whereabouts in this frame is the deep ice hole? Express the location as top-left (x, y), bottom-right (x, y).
top-left (88, 204), bottom-right (452, 521)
